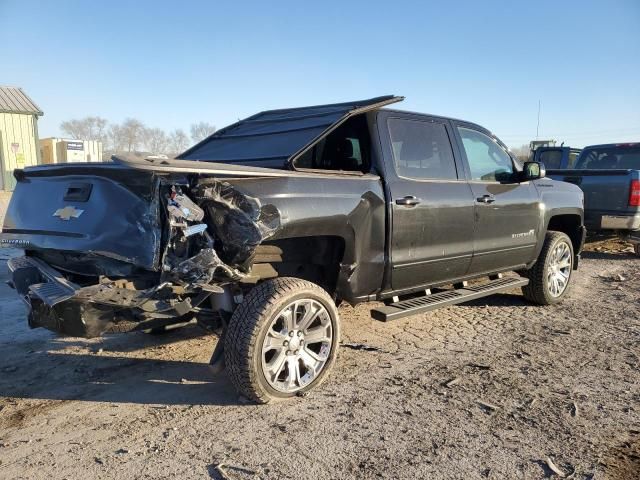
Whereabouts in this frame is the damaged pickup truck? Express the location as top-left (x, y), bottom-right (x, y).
top-left (2, 96), bottom-right (586, 403)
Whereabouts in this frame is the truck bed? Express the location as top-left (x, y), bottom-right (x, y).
top-left (548, 168), bottom-right (640, 231)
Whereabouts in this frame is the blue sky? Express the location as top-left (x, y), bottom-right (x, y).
top-left (1, 0), bottom-right (639, 148)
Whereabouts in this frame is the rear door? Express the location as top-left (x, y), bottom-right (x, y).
top-left (380, 112), bottom-right (475, 291)
top-left (453, 124), bottom-right (540, 274)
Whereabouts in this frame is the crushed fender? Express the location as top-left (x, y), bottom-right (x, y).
top-left (162, 179), bottom-right (281, 289)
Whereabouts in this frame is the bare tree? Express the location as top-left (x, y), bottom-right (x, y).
top-left (60, 119), bottom-right (84, 139)
top-left (60, 115), bottom-right (196, 159)
top-left (60, 116), bottom-right (108, 143)
top-left (143, 127), bottom-right (169, 154)
top-left (119, 118), bottom-right (146, 152)
top-left (88, 116), bottom-right (108, 142)
top-left (168, 129), bottom-right (190, 155)
top-left (510, 144), bottom-right (531, 162)
top-left (190, 122), bottom-right (216, 143)
top-left (107, 124), bottom-right (125, 153)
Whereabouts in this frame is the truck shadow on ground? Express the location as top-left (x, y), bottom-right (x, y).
top-left (581, 250), bottom-right (636, 261)
top-left (44, 324), bottom-right (214, 354)
top-left (0, 326), bottom-right (244, 406)
top-left (0, 352), bottom-right (242, 406)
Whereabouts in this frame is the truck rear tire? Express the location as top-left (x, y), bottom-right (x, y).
top-left (224, 277), bottom-right (340, 403)
top-left (521, 231), bottom-right (574, 305)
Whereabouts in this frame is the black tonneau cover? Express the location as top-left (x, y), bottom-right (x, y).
top-left (178, 95), bottom-right (403, 167)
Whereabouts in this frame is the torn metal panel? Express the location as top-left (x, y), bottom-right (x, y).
top-left (194, 180), bottom-right (281, 270)
top-left (173, 248), bottom-right (243, 284)
top-left (160, 180), bottom-right (281, 291)
top-left (9, 255), bottom-right (218, 338)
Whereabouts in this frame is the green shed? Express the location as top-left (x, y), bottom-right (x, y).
top-left (0, 86), bottom-right (43, 191)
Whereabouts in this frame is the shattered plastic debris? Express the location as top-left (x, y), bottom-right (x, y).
top-left (167, 188), bottom-right (204, 222)
top-left (183, 224), bottom-right (208, 237)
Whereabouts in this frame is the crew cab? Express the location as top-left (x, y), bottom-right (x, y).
top-left (1, 96), bottom-right (585, 402)
top-left (548, 142), bottom-right (640, 255)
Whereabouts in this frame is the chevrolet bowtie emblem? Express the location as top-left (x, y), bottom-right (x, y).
top-left (53, 206), bottom-right (84, 221)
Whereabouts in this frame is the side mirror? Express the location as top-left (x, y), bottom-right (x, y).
top-left (523, 161), bottom-right (546, 180)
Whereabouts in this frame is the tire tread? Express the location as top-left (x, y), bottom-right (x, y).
top-left (224, 277), bottom-right (337, 403)
top-left (521, 231), bottom-right (573, 305)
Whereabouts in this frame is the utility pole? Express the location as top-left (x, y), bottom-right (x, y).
top-left (536, 100), bottom-right (541, 139)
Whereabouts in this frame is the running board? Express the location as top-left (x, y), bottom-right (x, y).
top-left (371, 277), bottom-right (529, 322)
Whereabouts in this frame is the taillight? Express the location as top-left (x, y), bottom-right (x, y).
top-left (630, 179), bottom-right (640, 207)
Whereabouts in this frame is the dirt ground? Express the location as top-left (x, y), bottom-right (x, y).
top-left (1, 238), bottom-right (639, 479)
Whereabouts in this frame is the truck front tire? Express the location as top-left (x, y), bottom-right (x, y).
top-left (521, 231), bottom-right (574, 305)
top-left (224, 277), bottom-right (340, 403)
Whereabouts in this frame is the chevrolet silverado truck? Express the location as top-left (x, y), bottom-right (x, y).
top-left (1, 96), bottom-right (585, 402)
top-left (548, 142), bottom-right (640, 256)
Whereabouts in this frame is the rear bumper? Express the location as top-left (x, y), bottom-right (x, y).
top-left (585, 211), bottom-right (640, 231)
top-left (9, 256), bottom-right (119, 337)
top-left (7, 255), bottom-right (200, 338)
top-left (600, 214), bottom-right (640, 230)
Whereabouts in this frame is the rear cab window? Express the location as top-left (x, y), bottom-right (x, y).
top-left (387, 118), bottom-right (458, 180)
top-left (575, 145), bottom-right (640, 169)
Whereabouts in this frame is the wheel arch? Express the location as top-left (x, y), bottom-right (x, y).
top-left (252, 235), bottom-right (347, 299)
top-left (546, 213), bottom-right (584, 256)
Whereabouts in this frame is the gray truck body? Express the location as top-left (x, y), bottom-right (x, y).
top-left (1, 96), bottom-right (586, 337)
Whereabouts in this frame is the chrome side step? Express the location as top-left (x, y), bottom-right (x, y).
top-left (371, 276), bottom-right (529, 322)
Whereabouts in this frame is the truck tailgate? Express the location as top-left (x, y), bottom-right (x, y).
top-left (1, 164), bottom-right (162, 271)
top-left (549, 169), bottom-right (639, 213)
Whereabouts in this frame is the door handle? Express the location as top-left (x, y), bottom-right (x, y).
top-left (395, 195), bottom-right (421, 206)
top-left (476, 194), bottom-right (495, 204)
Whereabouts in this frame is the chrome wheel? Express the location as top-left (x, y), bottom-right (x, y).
top-left (547, 241), bottom-right (572, 297)
top-left (261, 299), bottom-right (333, 393)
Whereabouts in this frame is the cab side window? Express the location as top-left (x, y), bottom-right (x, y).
top-left (295, 114), bottom-right (369, 173)
top-left (458, 127), bottom-right (514, 182)
top-left (388, 118), bottom-right (458, 180)
top-left (539, 150), bottom-right (563, 169)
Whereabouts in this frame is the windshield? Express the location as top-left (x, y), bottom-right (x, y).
top-left (575, 146), bottom-right (640, 169)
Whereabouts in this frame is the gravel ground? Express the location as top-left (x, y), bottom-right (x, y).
top-left (0, 239), bottom-right (639, 479)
